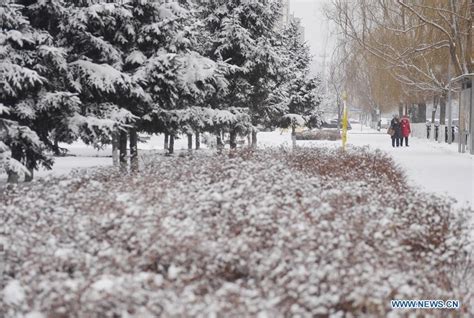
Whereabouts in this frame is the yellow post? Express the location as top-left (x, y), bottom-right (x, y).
top-left (341, 92), bottom-right (348, 151)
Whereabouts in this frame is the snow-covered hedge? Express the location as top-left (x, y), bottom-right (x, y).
top-left (1, 148), bottom-right (472, 317)
top-left (295, 129), bottom-right (341, 141)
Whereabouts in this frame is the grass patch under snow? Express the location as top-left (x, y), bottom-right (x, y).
top-left (0, 147), bottom-right (472, 317)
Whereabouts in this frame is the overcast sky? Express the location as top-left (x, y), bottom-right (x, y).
top-left (289, 0), bottom-right (336, 76)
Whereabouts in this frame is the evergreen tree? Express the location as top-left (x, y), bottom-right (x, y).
top-left (279, 19), bottom-right (322, 145)
top-left (0, 1), bottom-right (81, 181)
top-left (134, 0), bottom-right (228, 153)
top-left (199, 0), bottom-right (284, 148)
top-left (59, 1), bottom-right (148, 168)
top-left (1, 0), bottom-right (322, 180)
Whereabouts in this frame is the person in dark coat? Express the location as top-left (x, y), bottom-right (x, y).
top-left (390, 115), bottom-right (402, 147)
top-left (400, 115), bottom-right (411, 146)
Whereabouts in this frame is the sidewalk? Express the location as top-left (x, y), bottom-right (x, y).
top-left (346, 125), bottom-right (474, 209)
top-left (259, 125), bottom-right (474, 209)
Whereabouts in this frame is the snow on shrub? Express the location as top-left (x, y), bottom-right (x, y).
top-left (0, 148), bottom-right (472, 317)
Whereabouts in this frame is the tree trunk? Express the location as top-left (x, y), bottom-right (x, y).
top-left (53, 139), bottom-right (61, 156)
top-left (431, 96), bottom-right (438, 124)
top-left (7, 144), bottom-right (22, 183)
top-left (187, 133), bottom-right (193, 151)
top-left (251, 130), bottom-right (257, 148)
top-left (439, 95), bottom-right (446, 125)
top-left (398, 104), bottom-right (404, 117)
top-left (168, 134), bottom-right (175, 154)
top-left (408, 104), bottom-right (414, 120)
top-left (119, 130), bottom-right (127, 172)
top-left (291, 126), bottom-right (296, 149)
top-left (164, 133), bottom-right (169, 150)
top-left (229, 130), bottom-right (237, 149)
top-left (337, 102), bottom-right (342, 131)
top-left (247, 134), bottom-right (251, 146)
top-left (195, 132), bottom-right (200, 150)
top-left (414, 102), bottom-right (426, 123)
top-left (25, 167), bottom-right (34, 182)
top-left (216, 131), bottom-right (224, 152)
top-left (24, 156), bottom-right (34, 182)
top-left (129, 127), bottom-right (138, 172)
top-left (112, 131), bottom-right (119, 167)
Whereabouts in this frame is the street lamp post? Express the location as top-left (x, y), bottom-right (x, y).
top-left (450, 73), bottom-right (474, 154)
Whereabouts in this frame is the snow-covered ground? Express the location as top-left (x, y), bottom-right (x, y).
top-left (260, 124), bottom-right (474, 210)
top-left (0, 135), bottom-right (199, 182)
top-left (346, 126), bottom-right (473, 210)
top-left (2, 126), bottom-right (473, 210)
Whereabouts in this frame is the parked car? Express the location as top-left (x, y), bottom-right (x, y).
top-left (321, 119), bottom-right (352, 130)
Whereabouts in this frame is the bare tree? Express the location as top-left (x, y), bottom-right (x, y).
top-left (326, 0), bottom-right (472, 121)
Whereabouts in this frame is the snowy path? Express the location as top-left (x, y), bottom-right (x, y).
top-left (347, 126), bottom-right (473, 209)
top-left (260, 125), bottom-right (474, 209)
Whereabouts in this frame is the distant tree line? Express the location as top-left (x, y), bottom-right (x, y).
top-left (326, 0), bottom-right (472, 123)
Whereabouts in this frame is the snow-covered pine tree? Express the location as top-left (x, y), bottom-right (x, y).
top-left (198, 0), bottom-right (285, 148)
top-left (278, 18), bottom-right (322, 146)
top-left (189, 2), bottom-right (247, 149)
top-left (59, 1), bottom-right (148, 169)
top-left (132, 0), bottom-right (194, 154)
top-left (1, 0), bottom-right (82, 181)
top-left (133, 0), bottom-right (228, 154)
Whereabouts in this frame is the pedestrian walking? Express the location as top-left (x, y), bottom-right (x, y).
top-left (400, 115), bottom-right (411, 146)
top-left (389, 115), bottom-right (402, 147)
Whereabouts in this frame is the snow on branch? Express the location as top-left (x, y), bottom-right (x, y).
top-left (37, 45), bottom-right (68, 71)
top-left (87, 3), bottom-right (133, 20)
top-left (157, 1), bottom-right (189, 20)
top-left (0, 63), bottom-right (46, 98)
top-left (69, 104), bottom-right (136, 137)
top-left (4, 29), bottom-right (33, 47)
top-left (37, 92), bottom-right (81, 112)
top-left (177, 51), bottom-right (228, 96)
top-left (125, 51), bottom-right (147, 66)
top-left (3, 156), bottom-right (30, 179)
top-left (6, 125), bottom-right (42, 148)
top-left (68, 106), bottom-right (136, 147)
top-left (0, 103), bottom-right (10, 115)
top-left (70, 60), bottom-right (146, 98)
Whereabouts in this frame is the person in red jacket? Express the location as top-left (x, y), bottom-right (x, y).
top-left (400, 115), bottom-right (411, 146)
